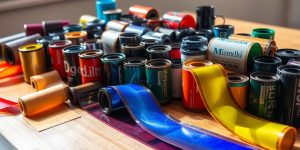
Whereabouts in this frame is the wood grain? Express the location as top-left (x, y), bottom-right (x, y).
top-left (1, 18), bottom-right (300, 149)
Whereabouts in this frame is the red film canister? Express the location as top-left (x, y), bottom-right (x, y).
top-left (162, 12), bottom-right (196, 29)
top-left (48, 40), bottom-right (72, 79)
top-left (129, 5), bottom-right (159, 19)
top-left (169, 43), bottom-right (181, 59)
top-left (24, 23), bottom-right (44, 36)
top-left (78, 50), bottom-right (104, 84)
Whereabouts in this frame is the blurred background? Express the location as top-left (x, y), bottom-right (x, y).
top-left (0, 0), bottom-right (299, 36)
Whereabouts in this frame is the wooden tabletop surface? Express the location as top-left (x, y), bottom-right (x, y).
top-left (1, 18), bottom-right (300, 150)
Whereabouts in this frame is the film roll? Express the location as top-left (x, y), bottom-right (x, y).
top-left (30, 70), bottom-right (65, 91)
top-left (227, 73), bottom-right (249, 109)
top-left (102, 30), bottom-right (121, 54)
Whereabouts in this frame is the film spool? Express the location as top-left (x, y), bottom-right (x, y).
top-left (248, 72), bottom-right (279, 120)
top-left (145, 59), bottom-right (172, 104)
top-left (119, 32), bottom-right (141, 47)
top-left (18, 44), bottom-right (47, 83)
top-left (141, 39), bottom-right (159, 49)
top-left (277, 65), bottom-right (300, 127)
top-left (123, 57), bottom-right (147, 85)
top-left (0, 32), bottom-right (26, 60)
top-left (162, 12), bottom-right (196, 29)
top-left (155, 27), bottom-right (176, 41)
top-left (207, 37), bottom-right (263, 74)
top-left (30, 70), bottom-right (65, 91)
top-left (182, 60), bottom-right (213, 111)
top-left (4, 34), bottom-right (41, 65)
top-left (252, 28), bottom-right (275, 40)
top-left (63, 24), bottom-right (83, 33)
top-left (102, 30), bottom-right (121, 54)
top-left (79, 15), bottom-right (98, 29)
top-left (168, 43), bottom-right (181, 59)
top-left (48, 40), bottom-right (72, 79)
top-left (213, 25), bottom-right (235, 38)
top-left (78, 50), bottom-right (104, 84)
top-left (275, 49), bottom-right (300, 65)
top-left (24, 23), bottom-right (44, 36)
top-left (42, 20), bottom-right (70, 35)
top-left (95, 0), bottom-right (116, 21)
top-left (65, 31), bottom-right (87, 45)
top-left (83, 39), bottom-right (103, 50)
top-left (103, 9), bottom-right (122, 22)
top-left (227, 73), bottom-right (249, 109)
top-left (171, 59), bottom-right (182, 99)
top-left (142, 31), bottom-right (171, 44)
top-left (18, 84), bottom-right (68, 117)
top-left (101, 53), bottom-right (126, 86)
top-left (146, 45), bottom-right (171, 59)
top-left (68, 82), bottom-right (102, 106)
top-left (180, 36), bottom-right (208, 63)
top-left (121, 42), bottom-right (145, 58)
top-left (63, 45), bottom-right (86, 86)
top-left (124, 25), bottom-right (151, 36)
top-left (229, 34), bottom-right (277, 56)
top-left (253, 56), bottom-right (282, 74)
top-left (128, 5), bottom-right (159, 19)
top-left (105, 20), bottom-right (129, 32)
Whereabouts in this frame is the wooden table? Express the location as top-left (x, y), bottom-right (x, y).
top-left (1, 18), bottom-right (300, 150)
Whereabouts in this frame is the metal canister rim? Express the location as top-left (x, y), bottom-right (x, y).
top-left (19, 43), bottom-right (43, 52)
top-left (250, 72), bottom-right (279, 83)
top-left (145, 59), bottom-right (171, 69)
top-left (122, 42), bottom-right (145, 49)
top-left (146, 45), bottom-right (172, 53)
top-left (277, 65), bottom-right (300, 76)
top-left (62, 45), bottom-right (86, 53)
top-left (119, 32), bottom-right (139, 39)
top-left (214, 24), bottom-right (235, 31)
top-left (141, 39), bottom-right (159, 46)
top-left (49, 40), bottom-right (72, 48)
top-left (180, 46), bottom-right (207, 55)
top-left (275, 49), bottom-right (300, 58)
top-left (65, 31), bottom-right (87, 39)
top-left (78, 50), bottom-right (103, 59)
top-left (182, 35), bottom-right (208, 45)
top-left (228, 73), bottom-right (249, 87)
top-left (253, 56), bottom-right (282, 65)
top-left (124, 57), bottom-right (147, 67)
top-left (101, 53), bottom-right (126, 62)
top-left (183, 60), bottom-right (213, 70)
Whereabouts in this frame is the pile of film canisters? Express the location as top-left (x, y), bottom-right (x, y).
top-left (1, 0), bottom-right (300, 128)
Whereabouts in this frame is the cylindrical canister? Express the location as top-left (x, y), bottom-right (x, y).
top-left (103, 9), bottom-right (122, 22)
top-left (171, 59), bottom-right (182, 99)
top-left (195, 29), bottom-right (213, 41)
top-left (169, 43), bottom-right (181, 59)
top-left (63, 45), bottom-right (86, 86)
top-left (142, 31), bottom-right (171, 44)
top-left (253, 56), bottom-right (282, 74)
top-left (141, 39), bottom-right (159, 49)
top-left (277, 65), bottom-right (300, 127)
top-left (180, 35), bottom-right (208, 63)
top-left (182, 60), bottom-right (213, 111)
top-left (248, 72), bottom-right (279, 120)
top-left (196, 5), bottom-right (215, 30)
top-left (155, 27), bottom-right (177, 41)
top-left (102, 30), bottom-right (121, 54)
top-left (63, 24), bottom-right (83, 33)
top-left (101, 53), bottom-right (126, 86)
top-left (4, 34), bottom-right (41, 65)
top-left (42, 20), bottom-right (70, 35)
top-left (252, 28), bottom-right (275, 40)
top-left (24, 23), bottom-right (44, 36)
top-left (65, 31), bottom-right (87, 45)
top-left (79, 15), bottom-right (98, 29)
top-left (30, 70), bottom-right (65, 91)
top-left (119, 32), bottom-right (141, 47)
top-left (275, 49), bottom-right (300, 65)
top-left (123, 57), bottom-right (147, 85)
top-left (145, 59), bottom-right (172, 104)
top-left (207, 38), bottom-right (263, 74)
top-left (129, 5), bottom-right (159, 19)
top-left (95, 0), bottom-right (116, 21)
top-left (105, 20), bottom-right (129, 32)
top-left (121, 42), bottom-right (145, 58)
top-left (0, 32), bottom-right (26, 60)
top-left (124, 25), bottom-right (151, 36)
top-left (228, 73), bottom-right (249, 109)
top-left (146, 45), bottom-right (171, 59)
top-left (79, 50), bottom-right (104, 84)
top-left (213, 25), bottom-right (235, 39)
top-left (162, 12), bottom-right (196, 29)
top-left (68, 82), bottom-right (102, 106)
top-left (229, 34), bottom-right (277, 56)
top-left (18, 44), bottom-right (47, 83)
top-left (48, 40), bottom-right (72, 79)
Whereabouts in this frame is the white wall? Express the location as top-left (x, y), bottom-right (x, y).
top-left (0, 0), bottom-right (298, 37)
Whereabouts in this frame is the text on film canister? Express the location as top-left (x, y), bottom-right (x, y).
top-left (145, 59), bottom-right (172, 104)
top-left (78, 50), bottom-right (104, 84)
top-left (248, 72), bottom-right (279, 120)
top-left (48, 40), bottom-right (72, 79)
top-left (63, 45), bottom-right (86, 86)
top-left (182, 60), bottom-right (213, 111)
top-left (208, 38), bottom-right (262, 74)
top-left (277, 65), bottom-right (300, 127)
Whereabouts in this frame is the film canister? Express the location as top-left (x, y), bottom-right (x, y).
top-left (121, 42), bottom-right (145, 58)
top-left (169, 43), bottom-right (181, 59)
top-left (124, 25), bottom-right (151, 36)
top-left (180, 35), bottom-right (208, 63)
top-left (101, 53), bottom-right (126, 86)
top-left (162, 12), bottom-right (196, 29)
top-left (95, 0), bottom-right (116, 21)
top-left (119, 32), bottom-right (141, 47)
top-left (141, 39), bottom-right (159, 49)
top-left (146, 45), bottom-right (171, 59)
top-left (65, 31), bottom-right (87, 45)
top-left (105, 20), bottom-right (129, 32)
top-left (253, 56), bottom-right (282, 74)
top-left (228, 73), bottom-right (249, 109)
top-left (68, 82), bottom-right (102, 106)
top-left (275, 49), bottom-right (300, 65)
top-left (103, 9), bottom-right (122, 22)
top-left (102, 30), bottom-right (121, 54)
top-left (128, 5), bottom-right (159, 19)
top-left (123, 57), bottom-right (147, 85)
top-left (213, 25), bottom-right (234, 38)
top-left (42, 20), bottom-right (70, 35)
top-left (145, 59), bottom-right (172, 104)
top-left (142, 31), bottom-right (171, 44)
top-left (252, 28), bottom-right (275, 40)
